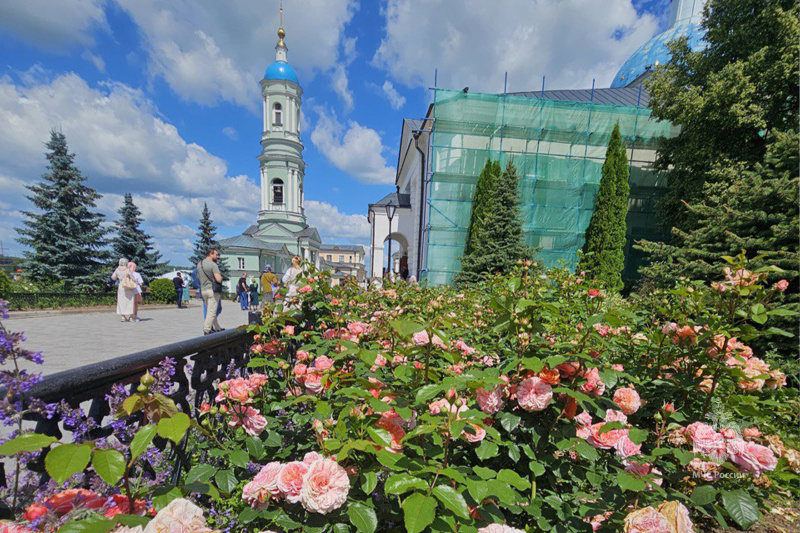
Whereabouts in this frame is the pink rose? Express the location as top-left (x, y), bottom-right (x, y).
top-left (229, 405), bottom-right (268, 436)
top-left (477, 525), bottom-right (525, 533)
top-left (282, 325), bottom-right (295, 336)
top-left (726, 439), bottom-right (778, 476)
top-left (429, 398), bottom-right (449, 415)
top-left (411, 330), bottom-right (430, 346)
top-left (462, 422), bottom-right (487, 443)
top-left (685, 422), bottom-right (727, 461)
top-left (516, 377), bottom-right (553, 412)
top-left (613, 387), bottom-right (641, 416)
top-left (242, 462), bottom-right (283, 509)
top-left (775, 279), bottom-right (789, 291)
top-left (623, 507), bottom-right (673, 533)
top-left (299, 458), bottom-right (350, 514)
top-left (293, 363), bottom-right (308, 377)
top-left (314, 356), bottom-right (334, 371)
top-left (299, 285), bottom-right (312, 294)
top-left (303, 372), bottom-right (324, 395)
top-left (476, 386), bottom-right (505, 415)
top-left (587, 422), bottom-right (626, 449)
top-left (431, 334), bottom-right (447, 349)
top-left (277, 461), bottom-right (309, 503)
top-left (303, 451), bottom-right (323, 464)
top-left (575, 411), bottom-right (593, 428)
top-left (296, 350), bottom-right (309, 361)
top-left (579, 367), bottom-right (606, 397)
top-left (615, 435), bottom-right (642, 460)
top-left (624, 462), bottom-right (663, 488)
top-left (248, 373), bottom-right (268, 389)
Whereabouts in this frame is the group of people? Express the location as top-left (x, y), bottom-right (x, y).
top-left (234, 265), bottom-right (278, 311)
top-left (111, 258), bottom-right (144, 322)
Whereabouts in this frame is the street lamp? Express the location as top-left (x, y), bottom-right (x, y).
top-left (385, 200), bottom-right (396, 278)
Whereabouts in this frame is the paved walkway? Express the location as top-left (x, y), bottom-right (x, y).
top-left (5, 301), bottom-right (250, 376)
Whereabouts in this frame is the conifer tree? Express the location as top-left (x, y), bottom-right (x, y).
top-left (189, 203), bottom-right (229, 276)
top-left (456, 161), bottom-right (529, 284)
top-left (463, 160), bottom-right (501, 256)
top-left (110, 193), bottom-right (167, 284)
top-left (579, 123), bottom-right (630, 291)
top-left (16, 130), bottom-right (109, 291)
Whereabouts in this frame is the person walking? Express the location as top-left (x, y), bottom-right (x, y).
top-left (260, 265), bottom-right (278, 307)
top-left (248, 280), bottom-right (260, 311)
top-left (198, 248), bottom-right (224, 335)
top-left (172, 272), bottom-right (185, 308)
top-left (111, 258), bottom-right (135, 322)
top-left (127, 262), bottom-right (145, 321)
top-left (182, 273), bottom-right (191, 306)
top-left (237, 272), bottom-right (249, 311)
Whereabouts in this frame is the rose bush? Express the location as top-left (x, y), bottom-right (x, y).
top-left (0, 252), bottom-right (797, 532)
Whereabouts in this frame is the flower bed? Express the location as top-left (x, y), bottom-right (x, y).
top-left (0, 253), bottom-right (797, 532)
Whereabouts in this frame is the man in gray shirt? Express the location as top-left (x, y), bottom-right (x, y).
top-left (197, 248), bottom-right (223, 335)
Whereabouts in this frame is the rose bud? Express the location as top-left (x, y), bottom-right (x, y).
top-left (663, 403), bottom-right (675, 414)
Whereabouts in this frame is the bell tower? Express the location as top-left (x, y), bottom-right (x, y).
top-left (257, 3), bottom-right (306, 232)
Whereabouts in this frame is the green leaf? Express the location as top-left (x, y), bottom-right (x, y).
top-left (347, 502), bottom-right (378, 533)
top-left (691, 485), bottom-right (718, 506)
top-left (91, 449), bottom-right (126, 485)
top-left (113, 515), bottom-right (150, 527)
top-left (721, 490), bottom-right (760, 529)
top-left (466, 478), bottom-right (489, 501)
top-left (45, 444), bottom-right (92, 484)
top-left (152, 486), bottom-right (182, 511)
top-left (628, 428), bottom-right (649, 445)
top-left (415, 384), bottom-right (442, 404)
top-left (56, 515), bottom-right (115, 533)
top-left (0, 433), bottom-right (57, 455)
top-left (361, 471), bottom-right (378, 495)
top-left (498, 412), bottom-right (521, 433)
top-left (130, 425), bottom-right (157, 461)
top-left (402, 493), bottom-right (437, 533)
top-left (385, 473), bottom-right (428, 495)
top-left (432, 485), bottom-right (470, 519)
top-left (367, 426), bottom-right (392, 448)
top-left (750, 304), bottom-right (768, 324)
top-left (529, 460), bottom-right (545, 477)
top-left (497, 469), bottom-right (528, 491)
top-left (475, 440), bottom-right (499, 460)
top-left (245, 436), bottom-right (265, 459)
top-left (156, 413), bottom-right (191, 444)
top-left (617, 472), bottom-right (646, 492)
top-left (390, 319), bottom-right (426, 337)
top-left (229, 449), bottom-right (250, 468)
top-left (186, 464), bottom-right (217, 484)
top-left (215, 469), bottom-right (238, 493)
top-left (263, 431), bottom-right (282, 448)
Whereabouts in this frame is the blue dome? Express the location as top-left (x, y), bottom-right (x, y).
top-left (264, 60), bottom-right (299, 84)
top-left (611, 20), bottom-right (707, 88)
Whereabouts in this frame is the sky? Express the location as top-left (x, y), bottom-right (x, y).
top-left (0, 0), bottom-right (672, 266)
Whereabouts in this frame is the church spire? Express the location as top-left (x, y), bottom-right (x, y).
top-left (275, 0), bottom-right (287, 62)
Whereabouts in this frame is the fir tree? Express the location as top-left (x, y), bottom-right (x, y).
top-left (110, 193), bottom-right (167, 284)
top-left (579, 123), bottom-right (630, 291)
top-left (16, 130), bottom-right (109, 291)
top-left (463, 160), bottom-right (501, 256)
top-left (456, 161), bottom-right (530, 284)
top-left (189, 203), bottom-right (229, 276)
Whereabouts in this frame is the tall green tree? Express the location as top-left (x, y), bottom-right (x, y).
top-left (463, 160), bottom-right (501, 256)
top-left (189, 203), bottom-right (229, 276)
top-left (579, 123), bottom-right (630, 291)
top-left (16, 131), bottom-right (109, 291)
top-left (110, 193), bottom-right (167, 284)
top-left (642, 0), bottom-right (798, 233)
top-left (456, 161), bottom-right (529, 284)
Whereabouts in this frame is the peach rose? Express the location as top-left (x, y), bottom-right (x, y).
top-left (299, 458), bottom-right (350, 514)
top-left (623, 507), bottom-right (672, 533)
top-left (477, 525), bottom-right (525, 533)
top-left (277, 461), bottom-right (309, 503)
top-left (243, 462), bottom-right (283, 508)
top-left (375, 416), bottom-right (406, 453)
top-left (658, 501), bottom-right (693, 533)
top-left (217, 377), bottom-right (253, 404)
top-left (538, 368), bottom-right (560, 386)
top-left (144, 497), bottom-right (218, 533)
top-left (476, 386), bottom-right (505, 415)
top-left (462, 422), bottom-right (487, 443)
top-left (615, 435), bottom-right (643, 460)
top-left (613, 387), bottom-right (641, 415)
top-left (517, 377), bottom-right (553, 412)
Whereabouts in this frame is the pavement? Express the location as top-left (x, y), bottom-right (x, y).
top-left (5, 299), bottom-right (251, 376)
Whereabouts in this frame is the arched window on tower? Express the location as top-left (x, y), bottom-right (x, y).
top-left (272, 179), bottom-right (284, 205)
top-left (273, 103), bottom-right (283, 126)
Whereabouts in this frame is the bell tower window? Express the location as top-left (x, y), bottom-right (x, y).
top-left (273, 103), bottom-right (283, 126)
top-left (272, 179), bottom-right (284, 204)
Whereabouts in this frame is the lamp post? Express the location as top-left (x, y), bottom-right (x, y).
top-left (385, 200), bottom-right (396, 279)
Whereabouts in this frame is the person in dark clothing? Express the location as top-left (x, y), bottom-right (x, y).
top-left (237, 273), bottom-right (249, 311)
top-left (172, 273), bottom-right (185, 308)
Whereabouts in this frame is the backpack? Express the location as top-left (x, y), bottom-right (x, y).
top-left (121, 272), bottom-right (137, 290)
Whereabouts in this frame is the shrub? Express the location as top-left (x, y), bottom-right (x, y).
top-left (148, 278), bottom-right (175, 304)
top-left (0, 270), bottom-right (10, 298)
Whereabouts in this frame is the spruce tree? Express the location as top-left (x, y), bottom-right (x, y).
top-left (579, 123), bottom-right (630, 291)
top-left (463, 160), bottom-right (501, 256)
top-left (16, 130), bottom-right (109, 291)
top-left (110, 193), bottom-right (167, 284)
top-left (456, 161), bottom-right (529, 284)
top-left (189, 203), bottom-right (229, 276)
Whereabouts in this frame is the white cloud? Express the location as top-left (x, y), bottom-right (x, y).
top-left (0, 0), bottom-right (107, 49)
top-left (381, 80), bottom-right (406, 110)
top-left (331, 65), bottom-right (354, 112)
top-left (310, 108), bottom-right (396, 185)
top-left (0, 70), bottom-right (259, 262)
top-left (373, 0), bottom-right (659, 92)
top-left (113, 0), bottom-right (356, 110)
top-left (81, 50), bottom-right (106, 73)
top-left (305, 200), bottom-right (370, 241)
top-left (222, 126), bottom-right (239, 140)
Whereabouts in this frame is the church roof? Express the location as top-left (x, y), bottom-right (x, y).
top-left (265, 60), bottom-right (299, 84)
top-left (509, 86), bottom-right (650, 107)
top-left (218, 234), bottom-right (286, 251)
top-left (369, 192), bottom-right (412, 209)
top-left (320, 244), bottom-right (364, 253)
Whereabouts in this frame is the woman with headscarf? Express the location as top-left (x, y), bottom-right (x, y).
top-left (111, 258), bottom-right (135, 322)
top-left (127, 261), bottom-right (145, 322)
top-left (260, 264), bottom-right (278, 307)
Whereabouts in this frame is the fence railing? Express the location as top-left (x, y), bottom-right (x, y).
top-left (5, 292), bottom-right (152, 310)
top-left (11, 328), bottom-right (254, 495)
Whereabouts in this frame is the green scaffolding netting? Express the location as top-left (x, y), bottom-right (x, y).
top-left (423, 88), bottom-right (675, 285)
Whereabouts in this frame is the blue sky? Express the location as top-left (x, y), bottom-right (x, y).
top-left (0, 0), bottom-right (671, 265)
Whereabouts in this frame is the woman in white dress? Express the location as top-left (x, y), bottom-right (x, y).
top-left (111, 258), bottom-right (136, 321)
top-left (127, 262), bottom-right (145, 321)
top-left (281, 255), bottom-right (303, 310)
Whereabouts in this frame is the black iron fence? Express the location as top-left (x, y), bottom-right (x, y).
top-left (5, 292), bottom-right (152, 310)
